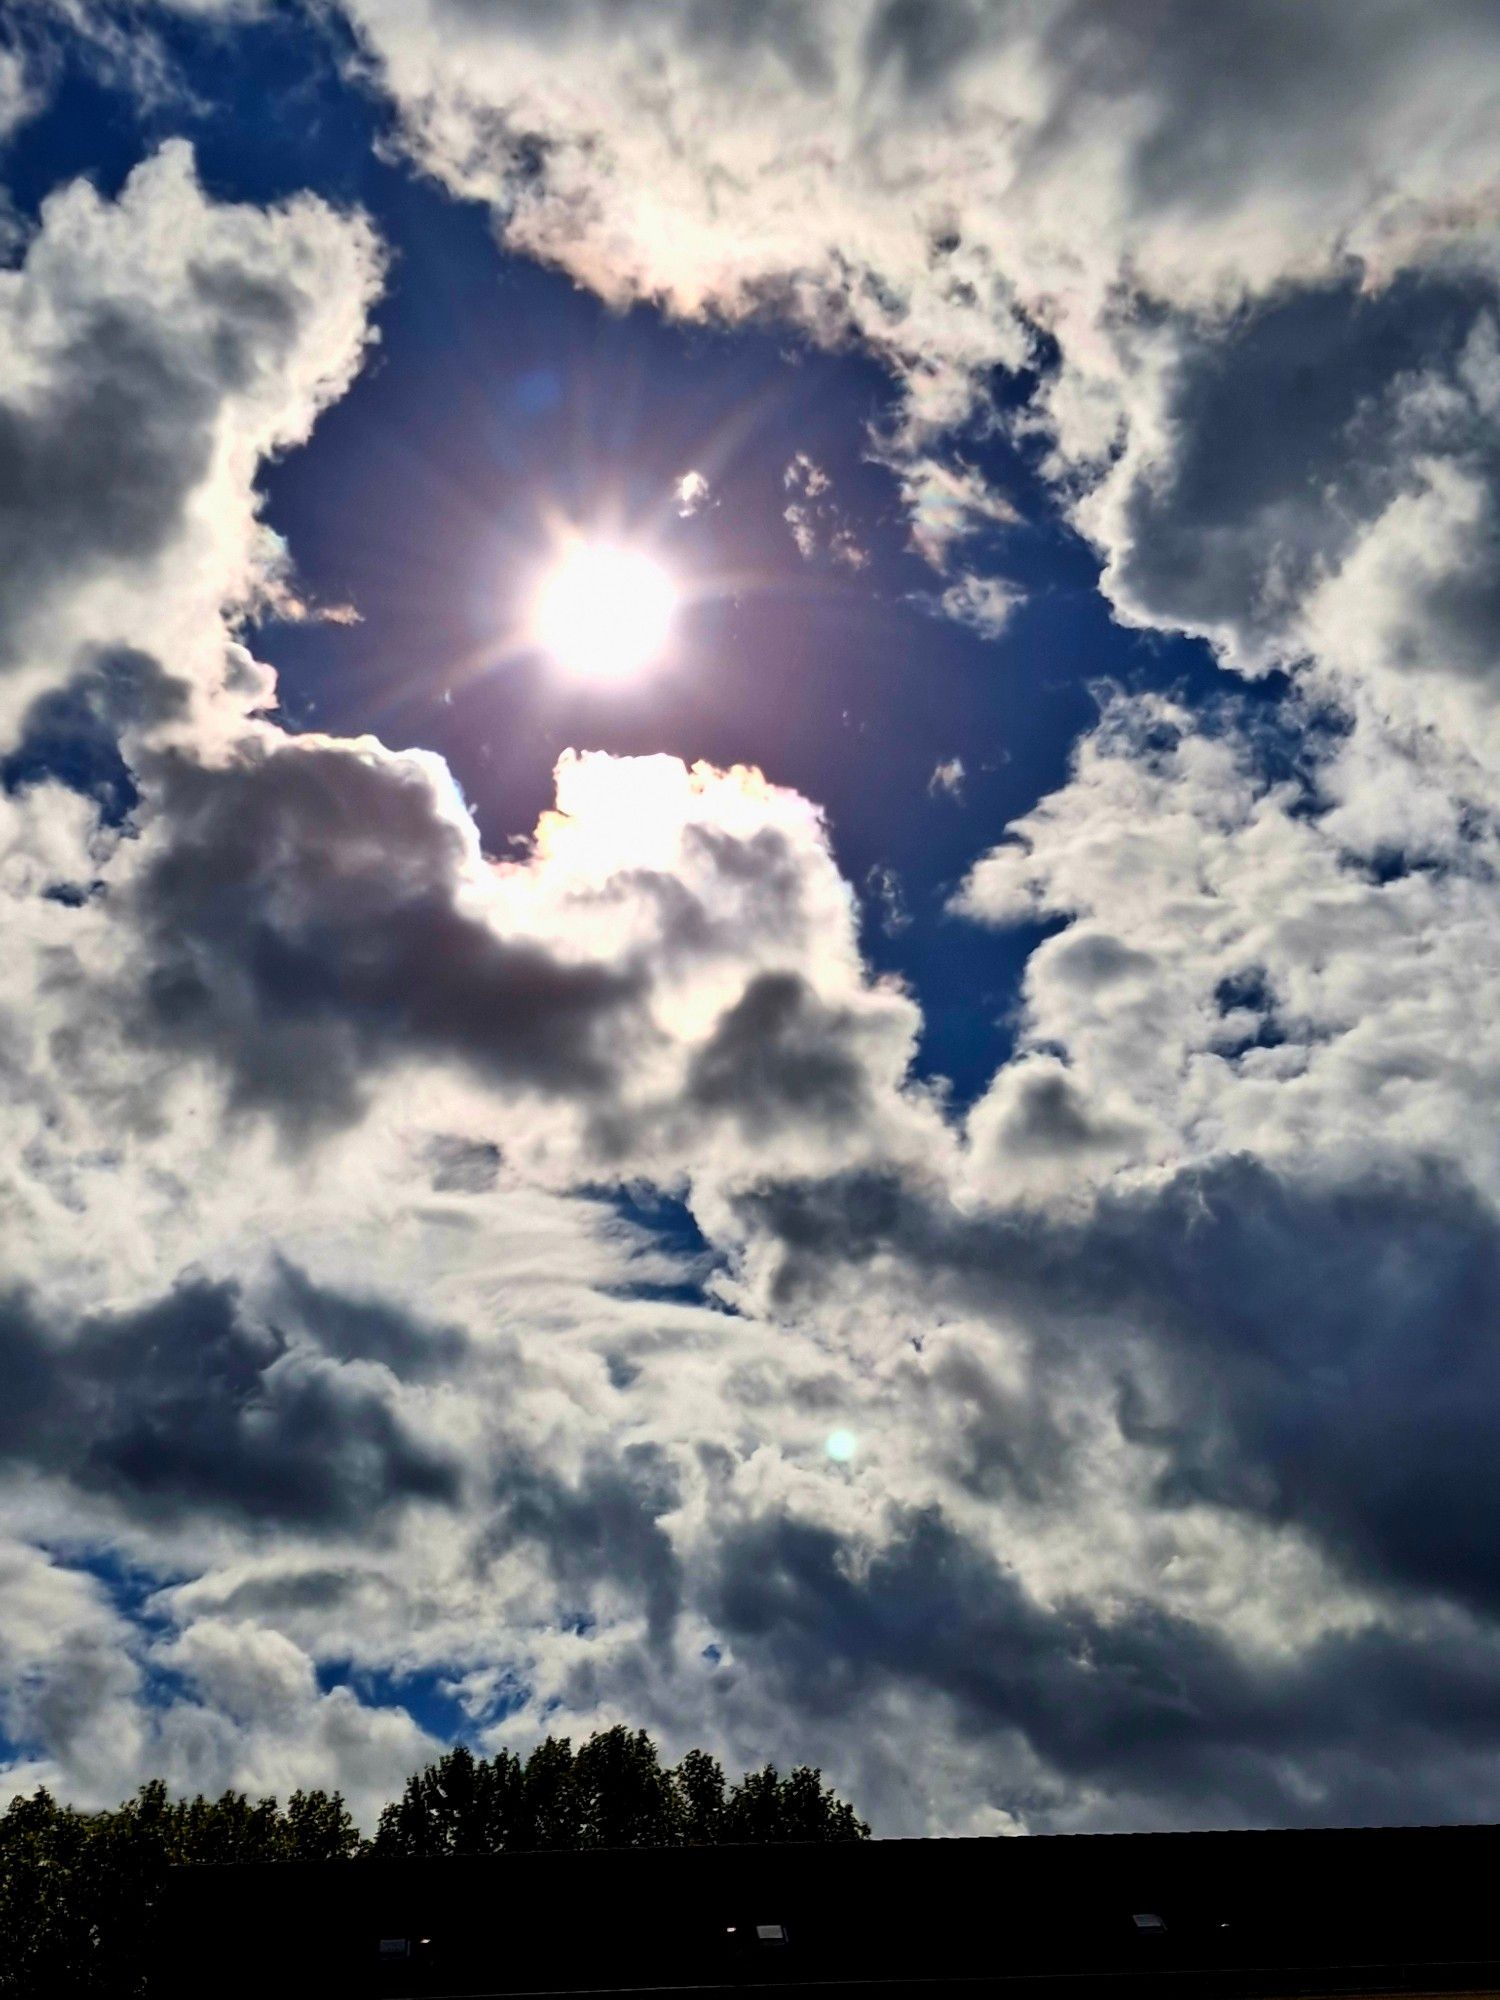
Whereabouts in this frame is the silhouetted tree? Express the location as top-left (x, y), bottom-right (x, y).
top-left (673, 1746), bottom-right (729, 1844)
top-left (723, 1761), bottom-right (869, 1843)
top-left (370, 1724), bottom-right (868, 1856)
top-left (0, 1778), bottom-right (358, 1996)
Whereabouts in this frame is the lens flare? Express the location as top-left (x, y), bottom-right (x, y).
top-left (533, 540), bottom-right (677, 683)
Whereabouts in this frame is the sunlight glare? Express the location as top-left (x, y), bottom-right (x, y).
top-left (534, 540), bottom-right (677, 683)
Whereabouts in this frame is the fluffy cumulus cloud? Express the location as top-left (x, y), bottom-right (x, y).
top-left (9, 0), bottom-right (1500, 1838)
top-left (0, 138), bottom-right (380, 740)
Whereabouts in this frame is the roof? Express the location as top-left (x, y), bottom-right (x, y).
top-left (155, 1822), bottom-right (1500, 2000)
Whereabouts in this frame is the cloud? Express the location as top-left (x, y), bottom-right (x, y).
top-left (119, 735), bottom-right (646, 1134)
top-left (706, 1498), bottom-right (1500, 1830)
top-left (920, 573), bottom-right (1019, 640)
top-left (0, 1275), bottom-right (461, 1532)
top-left (864, 861), bottom-right (910, 936)
top-left (928, 757), bottom-right (964, 799)
top-left (0, 139), bottom-right (380, 746)
top-left (324, 0), bottom-right (1500, 578)
top-left (675, 469), bottom-right (711, 517)
top-left (0, 38), bottom-right (42, 142)
top-left (896, 458), bottom-right (1019, 574)
top-left (724, 1141), bottom-right (1500, 1632)
top-left (782, 453), bottom-right (868, 571)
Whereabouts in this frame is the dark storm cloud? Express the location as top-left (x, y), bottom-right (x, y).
top-left (124, 739), bottom-right (645, 1131)
top-left (479, 1444), bottom-right (682, 1650)
top-left (1101, 1163), bottom-right (1500, 1620)
top-left (0, 1277), bottom-right (460, 1530)
top-left (735, 1157), bottom-right (1500, 1620)
top-left (863, 0), bottom-right (984, 95)
top-left (707, 1501), bottom-right (1500, 1828)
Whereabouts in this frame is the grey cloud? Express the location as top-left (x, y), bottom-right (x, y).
top-left (0, 1277), bottom-right (461, 1532)
top-left (986, 1063), bottom-right (1134, 1159)
top-left (1106, 271), bottom-right (1500, 667)
top-left (707, 1501), bottom-right (1500, 1829)
top-left (918, 1341), bottom-right (1073, 1507)
top-left (734, 1156), bottom-right (1500, 1622)
top-left (3, 648), bottom-right (185, 821)
top-left (479, 1444), bottom-right (682, 1651)
top-left (189, 1567), bottom-right (378, 1621)
top-left (0, 300), bottom-right (218, 665)
top-left (270, 1259), bottom-right (469, 1380)
top-left (687, 972), bottom-right (874, 1139)
top-left (1041, 0), bottom-right (1497, 221)
top-left (0, 143), bottom-right (378, 700)
top-left (589, 821), bottom-right (813, 967)
top-left (862, 0), bottom-right (984, 95)
top-left (1098, 1162), bottom-right (1500, 1620)
top-left (1048, 933), bottom-right (1156, 991)
top-left (124, 739), bottom-right (644, 1131)
top-left (425, 1134), bottom-right (504, 1194)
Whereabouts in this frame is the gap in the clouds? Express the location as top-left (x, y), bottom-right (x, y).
top-left (8, 2), bottom-right (1277, 1117)
top-left (51, 1544), bottom-right (181, 1639)
top-left (315, 1660), bottom-right (495, 1747)
top-left (1, 663), bottom-right (143, 827)
top-left (587, 1187), bottom-right (730, 1313)
top-left (31, 1547), bottom-right (198, 1742)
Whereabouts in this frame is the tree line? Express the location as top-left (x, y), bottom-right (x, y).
top-left (0, 1726), bottom-right (868, 1995)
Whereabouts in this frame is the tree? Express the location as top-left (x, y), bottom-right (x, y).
top-left (0, 1789), bottom-right (96, 1998)
top-left (672, 1746), bottom-right (728, 1845)
top-left (0, 1779), bottom-right (359, 1997)
top-left (722, 1761), bottom-right (870, 1844)
top-left (574, 1727), bottom-right (681, 1848)
top-left (370, 1725), bottom-right (868, 1855)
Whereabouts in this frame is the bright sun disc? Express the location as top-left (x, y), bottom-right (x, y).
top-left (534, 541), bottom-right (677, 683)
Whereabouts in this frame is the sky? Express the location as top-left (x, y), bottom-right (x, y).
top-left (3, 0), bottom-right (1500, 1837)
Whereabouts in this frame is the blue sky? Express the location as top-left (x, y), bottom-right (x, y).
top-left (5, 0), bottom-right (1500, 1837)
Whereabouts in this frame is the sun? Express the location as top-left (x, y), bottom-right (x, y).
top-left (533, 539), bottom-right (678, 684)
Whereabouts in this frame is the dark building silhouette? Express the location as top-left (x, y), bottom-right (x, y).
top-left (158, 1823), bottom-right (1500, 2000)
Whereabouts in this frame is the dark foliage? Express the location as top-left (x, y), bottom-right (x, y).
top-left (369, 1727), bottom-right (868, 1855)
top-left (0, 1779), bottom-right (359, 1997)
top-left (0, 1727), bottom-right (866, 1994)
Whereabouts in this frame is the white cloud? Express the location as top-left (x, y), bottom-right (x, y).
top-left (782, 452), bottom-right (868, 571)
top-left (928, 756), bottom-right (965, 799)
top-left (924, 572), bottom-right (1019, 640)
top-left (0, 139), bottom-right (381, 748)
top-left (321, 0), bottom-right (1500, 586)
top-left (675, 468), bottom-right (711, 516)
top-left (0, 41), bottom-right (41, 142)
